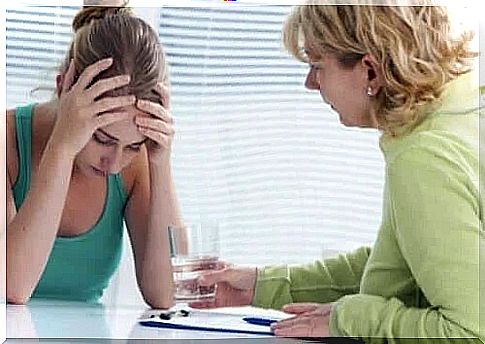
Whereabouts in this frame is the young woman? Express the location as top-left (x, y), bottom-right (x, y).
top-left (192, 3), bottom-right (483, 342)
top-left (6, 5), bottom-right (182, 309)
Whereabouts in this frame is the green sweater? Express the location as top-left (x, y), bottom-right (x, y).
top-left (252, 72), bottom-right (483, 343)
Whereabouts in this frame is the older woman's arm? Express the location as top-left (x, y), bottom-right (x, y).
top-left (252, 246), bottom-right (371, 309)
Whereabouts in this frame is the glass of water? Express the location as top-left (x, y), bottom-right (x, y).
top-left (168, 221), bottom-right (220, 303)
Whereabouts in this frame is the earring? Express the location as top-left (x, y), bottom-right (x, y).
top-left (366, 87), bottom-right (374, 97)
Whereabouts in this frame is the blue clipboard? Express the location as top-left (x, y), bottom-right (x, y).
top-left (139, 310), bottom-right (284, 336)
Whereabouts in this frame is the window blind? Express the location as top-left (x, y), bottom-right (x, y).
top-left (159, 4), bottom-right (385, 266)
top-left (5, 4), bottom-right (385, 266)
top-left (6, 6), bottom-right (79, 108)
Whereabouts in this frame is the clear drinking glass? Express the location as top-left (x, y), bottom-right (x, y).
top-left (168, 221), bottom-right (220, 303)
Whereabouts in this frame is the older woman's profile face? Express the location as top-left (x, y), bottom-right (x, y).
top-left (304, 47), bottom-right (376, 129)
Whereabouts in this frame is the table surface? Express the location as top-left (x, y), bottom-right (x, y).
top-left (6, 299), bottom-right (309, 343)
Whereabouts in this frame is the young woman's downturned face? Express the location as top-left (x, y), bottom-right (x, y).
top-left (74, 106), bottom-right (150, 177)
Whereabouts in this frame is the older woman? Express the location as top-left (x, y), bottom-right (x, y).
top-left (193, 3), bottom-right (482, 342)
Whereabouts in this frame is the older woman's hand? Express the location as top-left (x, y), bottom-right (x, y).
top-left (189, 265), bottom-right (257, 309)
top-left (271, 302), bottom-right (334, 337)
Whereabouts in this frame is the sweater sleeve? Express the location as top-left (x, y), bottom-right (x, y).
top-left (252, 246), bottom-right (371, 309)
top-left (329, 147), bottom-right (483, 343)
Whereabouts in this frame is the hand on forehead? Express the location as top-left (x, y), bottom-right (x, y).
top-left (99, 104), bottom-right (150, 144)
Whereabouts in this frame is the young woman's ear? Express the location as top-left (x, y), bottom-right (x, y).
top-left (361, 54), bottom-right (384, 97)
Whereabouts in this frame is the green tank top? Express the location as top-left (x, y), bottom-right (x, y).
top-left (12, 104), bottom-right (129, 302)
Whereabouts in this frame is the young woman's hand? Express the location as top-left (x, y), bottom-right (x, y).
top-left (189, 265), bottom-right (257, 309)
top-left (271, 302), bottom-right (333, 337)
top-left (51, 58), bottom-right (136, 158)
top-left (135, 82), bottom-right (175, 166)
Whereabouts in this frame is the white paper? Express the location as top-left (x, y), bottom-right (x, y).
top-left (139, 307), bottom-right (293, 335)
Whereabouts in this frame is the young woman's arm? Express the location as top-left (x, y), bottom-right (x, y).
top-left (6, 136), bottom-right (75, 304)
top-left (124, 82), bottom-right (183, 309)
top-left (124, 147), bottom-right (183, 309)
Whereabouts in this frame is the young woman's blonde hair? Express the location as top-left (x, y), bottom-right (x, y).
top-left (58, 4), bottom-right (170, 105)
top-left (282, 2), bottom-right (476, 135)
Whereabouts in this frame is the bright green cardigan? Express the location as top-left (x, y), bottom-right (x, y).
top-left (252, 71), bottom-right (483, 343)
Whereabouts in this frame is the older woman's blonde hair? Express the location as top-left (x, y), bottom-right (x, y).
top-left (283, 1), bottom-right (476, 135)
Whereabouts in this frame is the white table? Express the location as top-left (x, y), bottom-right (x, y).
top-left (6, 299), bottom-right (306, 343)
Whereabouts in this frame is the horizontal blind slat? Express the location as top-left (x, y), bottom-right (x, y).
top-left (160, 6), bottom-right (383, 265)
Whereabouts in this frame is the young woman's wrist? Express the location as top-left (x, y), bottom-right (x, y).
top-left (44, 136), bottom-right (78, 163)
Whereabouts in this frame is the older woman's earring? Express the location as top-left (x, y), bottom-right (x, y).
top-left (367, 87), bottom-right (374, 97)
